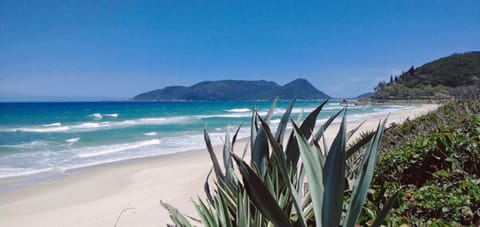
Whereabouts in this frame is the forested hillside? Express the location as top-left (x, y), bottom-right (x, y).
top-left (373, 51), bottom-right (480, 100)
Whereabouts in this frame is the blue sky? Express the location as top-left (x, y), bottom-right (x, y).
top-left (0, 1), bottom-right (479, 101)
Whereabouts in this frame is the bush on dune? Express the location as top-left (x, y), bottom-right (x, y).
top-left (370, 100), bottom-right (480, 226)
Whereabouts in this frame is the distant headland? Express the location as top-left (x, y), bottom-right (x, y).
top-left (132, 78), bottom-right (330, 101)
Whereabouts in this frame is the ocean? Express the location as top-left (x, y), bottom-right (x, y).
top-left (0, 100), bottom-right (407, 187)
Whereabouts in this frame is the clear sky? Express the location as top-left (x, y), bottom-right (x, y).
top-left (0, 1), bottom-right (479, 101)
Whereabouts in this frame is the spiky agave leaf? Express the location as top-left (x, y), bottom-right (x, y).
top-left (215, 189), bottom-right (234, 227)
top-left (204, 128), bottom-right (224, 182)
top-left (313, 108), bottom-right (345, 142)
top-left (250, 104), bottom-right (258, 152)
top-left (236, 188), bottom-right (251, 227)
top-left (343, 118), bottom-right (388, 227)
top-left (275, 98), bottom-right (296, 143)
top-left (347, 121), bottom-right (365, 140)
top-left (204, 168), bottom-right (214, 205)
top-left (346, 130), bottom-right (375, 160)
top-left (161, 201), bottom-right (195, 227)
top-left (322, 111), bottom-right (347, 226)
top-left (252, 124), bottom-right (269, 176)
top-left (292, 120), bottom-right (324, 225)
top-left (231, 153), bottom-right (292, 227)
top-left (223, 125), bottom-right (235, 184)
top-left (258, 116), bottom-right (307, 227)
top-left (286, 99), bottom-right (329, 167)
top-left (251, 99), bottom-right (277, 176)
top-left (193, 198), bottom-right (217, 227)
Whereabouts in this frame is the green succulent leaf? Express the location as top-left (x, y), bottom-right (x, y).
top-left (231, 153), bottom-right (292, 227)
top-left (258, 116), bottom-right (307, 227)
top-left (322, 111), bottom-right (347, 227)
top-left (343, 118), bottom-right (387, 227)
top-left (292, 120), bottom-right (324, 226)
top-left (204, 168), bottom-right (214, 205)
top-left (204, 128), bottom-right (224, 183)
top-left (275, 98), bottom-right (296, 143)
top-left (161, 201), bottom-right (194, 227)
top-left (314, 108), bottom-right (345, 142)
top-left (286, 99), bottom-right (328, 167)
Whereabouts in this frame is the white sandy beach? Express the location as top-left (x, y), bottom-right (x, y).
top-left (0, 104), bottom-right (438, 227)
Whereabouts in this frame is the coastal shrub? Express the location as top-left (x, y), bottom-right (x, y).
top-left (368, 100), bottom-right (480, 226)
top-left (161, 99), bottom-right (395, 226)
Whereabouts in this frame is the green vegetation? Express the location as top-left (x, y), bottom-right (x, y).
top-left (367, 100), bottom-right (480, 226)
top-left (162, 99), bottom-right (394, 226)
top-left (373, 51), bottom-right (480, 100)
top-left (133, 78), bottom-right (330, 101)
top-left (162, 98), bottom-right (480, 226)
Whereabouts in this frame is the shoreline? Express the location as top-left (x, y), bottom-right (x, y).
top-left (0, 102), bottom-right (410, 192)
top-left (0, 104), bottom-right (439, 227)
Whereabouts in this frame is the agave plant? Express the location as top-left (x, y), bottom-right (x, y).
top-left (162, 99), bottom-right (399, 226)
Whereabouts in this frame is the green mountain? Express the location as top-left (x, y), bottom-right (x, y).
top-left (133, 78), bottom-right (330, 101)
top-left (373, 51), bottom-right (480, 100)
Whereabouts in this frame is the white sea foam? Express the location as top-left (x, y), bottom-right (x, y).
top-left (0, 131), bottom-right (248, 180)
top-left (0, 140), bottom-right (51, 149)
top-left (270, 119), bottom-right (281, 124)
top-left (144, 132), bottom-right (157, 136)
top-left (76, 139), bottom-right (161, 158)
top-left (199, 113), bottom-right (251, 119)
top-left (0, 167), bottom-right (54, 178)
top-left (42, 122), bottom-right (62, 127)
top-left (89, 113), bottom-right (103, 120)
top-left (226, 108), bottom-right (251, 113)
top-left (291, 107), bottom-right (316, 114)
top-left (88, 113), bottom-right (118, 120)
top-left (1, 116), bottom-right (192, 134)
top-left (74, 122), bottom-right (102, 129)
top-left (65, 137), bottom-right (80, 143)
top-left (11, 126), bottom-right (71, 133)
top-left (103, 113), bottom-right (119, 118)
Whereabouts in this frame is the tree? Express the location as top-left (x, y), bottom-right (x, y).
top-left (407, 66), bottom-right (415, 76)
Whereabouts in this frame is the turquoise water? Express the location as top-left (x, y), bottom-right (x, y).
top-left (0, 100), bottom-right (406, 180)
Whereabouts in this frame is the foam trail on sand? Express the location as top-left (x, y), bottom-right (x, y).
top-left (76, 139), bottom-right (161, 158)
top-left (0, 167), bottom-right (55, 178)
